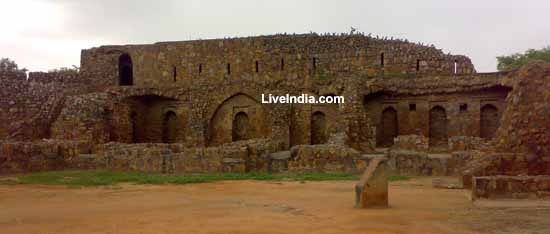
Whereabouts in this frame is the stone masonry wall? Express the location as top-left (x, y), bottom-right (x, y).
top-left (472, 176), bottom-right (550, 200)
top-left (0, 140), bottom-right (93, 174)
top-left (80, 33), bottom-right (475, 89)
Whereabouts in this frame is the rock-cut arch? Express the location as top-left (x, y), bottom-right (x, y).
top-left (429, 106), bottom-right (448, 148)
top-left (119, 53), bottom-right (133, 86)
top-left (480, 104), bottom-right (499, 139)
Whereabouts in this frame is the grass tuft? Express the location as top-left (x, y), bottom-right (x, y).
top-left (2, 170), bottom-right (410, 188)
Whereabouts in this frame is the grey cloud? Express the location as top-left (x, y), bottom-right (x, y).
top-left (21, 0), bottom-right (550, 71)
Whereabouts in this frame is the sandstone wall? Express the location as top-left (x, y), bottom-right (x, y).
top-left (64, 141), bottom-right (366, 174)
top-left (472, 176), bottom-right (550, 200)
top-left (80, 34), bottom-right (475, 88)
top-left (363, 87), bottom-right (509, 150)
top-left (495, 62), bottom-right (550, 157)
top-left (0, 140), bottom-right (92, 174)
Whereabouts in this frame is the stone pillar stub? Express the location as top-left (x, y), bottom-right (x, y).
top-left (355, 157), bottom-right (389, 208)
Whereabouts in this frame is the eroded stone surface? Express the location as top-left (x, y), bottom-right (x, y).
top-left (355, 157), bottom-right (388, 208)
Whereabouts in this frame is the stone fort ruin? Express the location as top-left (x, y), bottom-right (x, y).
top-left (1, 33), bottom-right (549, 198)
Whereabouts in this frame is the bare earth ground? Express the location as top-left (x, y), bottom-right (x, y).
top-left (1, 177), bottom-right (549, 234)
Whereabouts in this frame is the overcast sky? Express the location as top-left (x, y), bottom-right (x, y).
top-left (0, 0), bottom-right (549, 72)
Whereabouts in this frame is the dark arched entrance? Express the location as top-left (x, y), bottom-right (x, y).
top-left (378, 107), bottom-right (398, 147)
top-left (232, 112), bottom-right (250, 142)
top-left (311, 111), bottom-right (327, 145)
top-left (480, 104), bottom-right (499, 139)
top-left (119, 54), bottom-right (133, 86)
top-left (429, 106), bottom-right (448, 148)
top-left (162, 111), bottom-right (178, 143)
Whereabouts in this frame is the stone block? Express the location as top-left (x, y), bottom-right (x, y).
top-left (355, 157), bottom-right (389, 208)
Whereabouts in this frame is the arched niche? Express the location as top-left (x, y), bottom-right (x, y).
top-left (311, 111), bottom-right (327, 145)
top-left (429, 106), bottom-right (448, 148)
top-left (119, 53), bottom-right (133, 86)
top-left (378, 107), bottom-right (398, 147)
top-left (163, 111), bottom-right (178, 143)
top-left (208, 93), bottom-right (269, 146)
top-left (232, 111), bottom-right (250, 142)
top-left (480, 104), bottom-right (499, 139)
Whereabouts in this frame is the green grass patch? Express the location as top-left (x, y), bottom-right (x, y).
top-left (389, 175), bottom-right (411, 182)
top-left (2, 170), bottom-right (410, 188)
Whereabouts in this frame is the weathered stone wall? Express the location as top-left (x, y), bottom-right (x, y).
top-left (81, 34), bottom-right (475, 89)
top-left (495, 62), bottom-right (550, 158)
top-left (66, 141), bottom-right (366, 174)
top-left (459, 62), bottom-right (550, 191)
top-left (383, 149), bottom-right (458, 176)
top-left (0, 140), bottom-right (92, 174)
top-left (287, 144), bottom-right (366, 173)
top-left (4, 33), bottom-right (538, 177)
top-left (363, 87), bottom-right (509, 150)
top-left (472, 176), bottom-right (550, 200)
top-left (393, 135), bottom-right (429, 152)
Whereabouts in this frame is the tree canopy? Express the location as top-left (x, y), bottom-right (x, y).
top-left (0, 58), bottom-right (27, 73)
top-left (497, 46), bottom-right (550, 71)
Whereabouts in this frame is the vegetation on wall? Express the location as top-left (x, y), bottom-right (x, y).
top-left (48, 65), bottom-right (80, 75)
top-left (497, 46), bottom-right (550, 71)
top-left (0, 57), bottom-right (27, 74)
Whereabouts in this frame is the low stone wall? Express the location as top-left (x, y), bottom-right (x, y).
top-left (286, 144), bottom-right (366, 174)
top-left (87, 142), bottom-right (366, 174)
top-left (472, 176), bottom-right (550, 200)
top-left (362, 149), bottom-right (469, 176)
top-left (83, 139), bottom-right (281, 174)
top-left (393, 135), bottom-right (428, 152)
top-left (0, 140), bottom-right (92, 174)
top-left (460, 152), bottom-right (550, 188)
top-left (448, 136), bottom-right (490, 151)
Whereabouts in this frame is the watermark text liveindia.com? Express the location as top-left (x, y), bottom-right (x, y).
top-left (261, 94), bottom-right (344, 104)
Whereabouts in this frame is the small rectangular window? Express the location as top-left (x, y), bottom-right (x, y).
top-left (281, 58), bottom-right (285, 71)
top-left (227, 63), bottom-right (231, 75)
top-left (199, 64), bottom-right (202, 74)
top-left (380, 53), bottom-right (385, 67)
top-left (409, 103), bottom-right (416, 111)
top-left (173, 66), bottom-right (177, 82)
top-left (460, 103), bottom-right (468, 113)
top-left (255, 61), bottom-right (259, 73)
top-left (416, 59), bottom-right (420, 71)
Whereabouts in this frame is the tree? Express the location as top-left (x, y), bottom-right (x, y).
top-left (0, 58), bottom-right (27, 73)
top-left (48, 65), bottom-right (79, 74)
top-left (497, 46), bottom-right (550, 71)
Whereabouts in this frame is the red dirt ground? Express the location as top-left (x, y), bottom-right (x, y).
top-left (1, 177), bottom-right (549, 234)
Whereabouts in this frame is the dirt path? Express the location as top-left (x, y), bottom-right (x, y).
top-left (0, 177), bottom-right (548, 234)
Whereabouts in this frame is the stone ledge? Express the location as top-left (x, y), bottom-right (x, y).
top-left (472, 175), bottom-right (550, 200)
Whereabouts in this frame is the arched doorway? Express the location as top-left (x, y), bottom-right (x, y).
top-left (232, 112), bottom-right (250, 142)
top-left (162, 111), bottom-right (178, 143)
top-left (311, 111), bottom-right (327, 145)
top-left (480, 104), bottom-right (499, 139)
top-left (378, 107), bottom-right (398, 147)
top-left (119, 54), bottom-right (133, 86)
top-left (429, 106), bottom-right (448, 148)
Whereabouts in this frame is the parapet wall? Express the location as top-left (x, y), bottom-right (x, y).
top-left (81, 33), bottom-right (475, 87)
